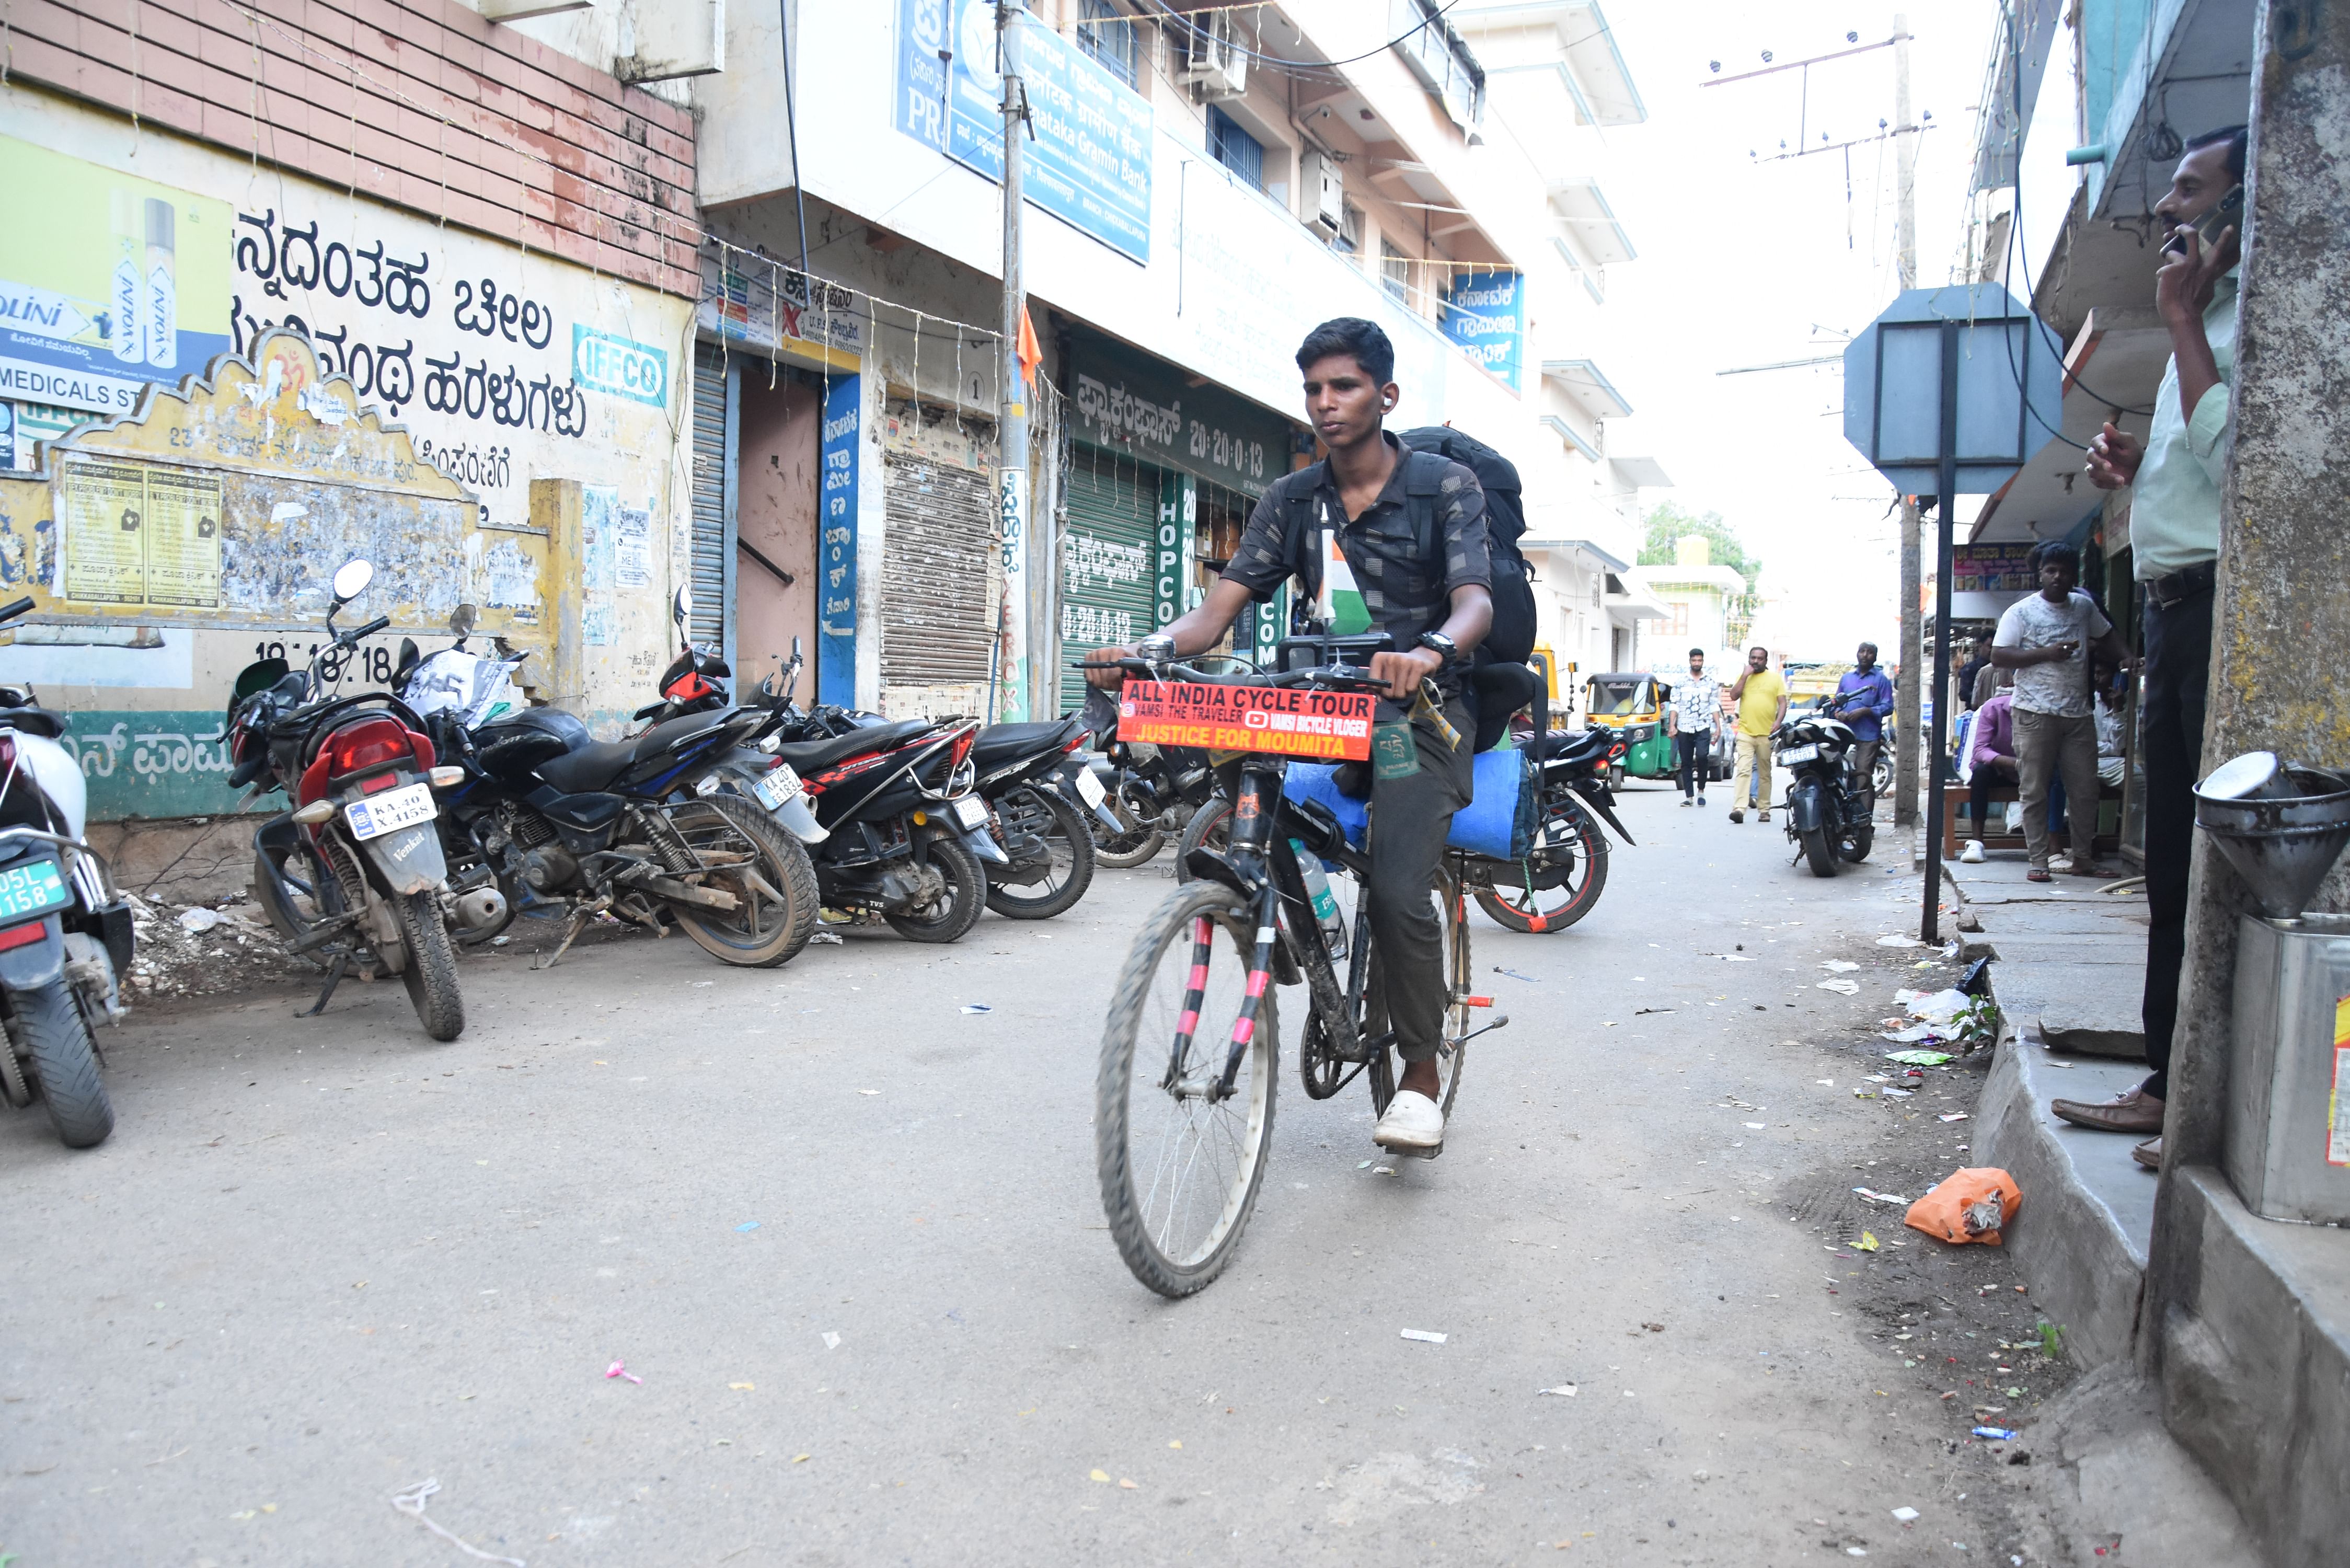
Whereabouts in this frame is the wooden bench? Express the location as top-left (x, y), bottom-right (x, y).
top-left (1943, 779), bottom-right (2123, 858)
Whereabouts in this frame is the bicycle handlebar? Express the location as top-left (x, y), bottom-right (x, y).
top-left (1072, 655), bottom-right (1393, 695)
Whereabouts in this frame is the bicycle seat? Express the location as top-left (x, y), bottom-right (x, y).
top-left (769, 720), bottom-right (933, 773)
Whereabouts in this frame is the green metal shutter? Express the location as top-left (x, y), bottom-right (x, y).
top-left (1059, 446), bottom-right (1159, 712)
top-left (688, 343), bottom-right (734, 650)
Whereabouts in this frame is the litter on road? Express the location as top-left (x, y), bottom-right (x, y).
top-left (1538, 1384), bottom-right (1579, 1397)
top-left (1974, 1426), bottom-right (2020, 1441)
top-left (603, 1359), bottom-right (642, 1384)
top-left (735, 1220), bottom-right (759, 1231)
top-left (961, 1004), bottom-right (993, 1014)
top-left (1819, 959), bottom-right (1861, 972)
top-left (1400, 1329), bottom-right (1448, 1344)
top-left (1905, 1170), bottom-right (2021, 1246)
top-left (1885, 1050), bottom-right (1954, 1067)
top-left (1892, 1506), bottom-right (1920, 1523)
top-left (1493, 966), bottom-right (1540, 982)
top-left (1852, 1187), bottom-right (1909, 1206)
top-left (1876, 935), bottom-right (1925, 948)
top-left (390, 1479), bottom-right (525, 1568)
top-left (1816, 979), bottom-right (1861, 995)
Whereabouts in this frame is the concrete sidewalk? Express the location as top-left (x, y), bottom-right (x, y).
top-left (1944, 845), bottom-right (2350, 1566)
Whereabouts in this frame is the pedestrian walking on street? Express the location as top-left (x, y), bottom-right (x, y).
top-left (1725, 644), bottom-right (1787, 824)
top-left (1831, 642), bottom-right (1895, 804)
top-left (1667, 648), bottom-right (1719, 808)
top-left (2050, 125), bottom-right (2243, 1169)
top-left (1989, 541), bottom-right (2130, 886)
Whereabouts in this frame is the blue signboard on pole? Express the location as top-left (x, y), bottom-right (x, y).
top-left (1442, 271), bottom-right (1525, 391)
top-left (894, 0), bottom-right (1153, 262)
top-left (819, 375), bottom-right (860, 707)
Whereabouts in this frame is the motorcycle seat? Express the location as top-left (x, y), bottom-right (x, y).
top-left (0, 706), bottom-right (67, 739)
top-left (770, 720), bottom-right (933, 773)
top-left (1537, 728), bottom-right (1616, 766)
top-left (535, 709), bottom-right (731, 795)
top-left (972, 718), bottom-right (1082, 769)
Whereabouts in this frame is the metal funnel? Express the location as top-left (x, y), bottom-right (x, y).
top-left (2194, 757), bottom-right (2350, 919)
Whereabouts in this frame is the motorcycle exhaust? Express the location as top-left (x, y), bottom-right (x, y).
top-left (453, 885), bottom-right (510, 931)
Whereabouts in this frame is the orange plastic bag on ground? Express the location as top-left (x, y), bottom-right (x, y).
top-left (1904, 1167), bottom-right (2022, 1246)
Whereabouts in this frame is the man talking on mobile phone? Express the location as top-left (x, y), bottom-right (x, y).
top-left (1085, 318), bottom-right (1493, 1157)
top-left (2056, 125), bottom-right (2243, 1170)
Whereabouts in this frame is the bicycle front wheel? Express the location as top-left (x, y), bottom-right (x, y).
top-left (1096, 880), bottom-right (1277, 1298)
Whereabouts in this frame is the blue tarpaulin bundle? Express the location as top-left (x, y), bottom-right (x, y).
top-left (1281, 751), bottom-right (1534, 862)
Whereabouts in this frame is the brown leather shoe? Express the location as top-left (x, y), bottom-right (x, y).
top-left (2132, 1135), bottom-right (2163, 1170)
top-left (2050, 1086), bottom-right (2165, 1134)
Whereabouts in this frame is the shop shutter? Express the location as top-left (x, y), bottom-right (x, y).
top-left (1059, 446), bottom-right (1159, 712)
top-left (688, 344), bottom-right (732, 649)
top-left (881, 454), bottom-right (997, 689)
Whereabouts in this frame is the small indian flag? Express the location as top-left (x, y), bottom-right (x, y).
top-left (1315, 505), bottom-right (1371, 635)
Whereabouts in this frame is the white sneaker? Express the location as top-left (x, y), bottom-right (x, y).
top-left (1373, 1089), bottom-right (1445, 1155)
top-left (1960, 840), bottom-right (1985, 863)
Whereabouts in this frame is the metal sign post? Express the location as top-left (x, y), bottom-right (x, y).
top-left (1842, 285), bottom-right (2063, 941)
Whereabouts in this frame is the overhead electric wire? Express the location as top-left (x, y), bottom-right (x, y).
top-left (1134, 0), bottom-right (1469, 75)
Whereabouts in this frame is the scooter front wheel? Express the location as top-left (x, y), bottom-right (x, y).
top-left (16, 978), bottom-right (112, 1147)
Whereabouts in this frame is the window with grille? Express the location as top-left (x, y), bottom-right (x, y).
top-left (1207, 107), bottom-right (1263, 190)
top-left (1076, 0), bottom-right (1137, 86)
top-left (1669, 602), bottom-right (1690, 636)
top-left (1380, 240), bottom-right (1412, 304)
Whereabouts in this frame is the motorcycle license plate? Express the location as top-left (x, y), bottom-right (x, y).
top-left (0, 858), bottom-right (71, 923)
top-left (753, 764), bottom-right (804, 810)
top-left (345, 781), bottom-right (437, 840)
top-left (1778, 743), bottom-right (1819, 765)
top-left (1073, 768), bottom-right (1107, 809)
top-left (951, 795), bottom-right (989, 831)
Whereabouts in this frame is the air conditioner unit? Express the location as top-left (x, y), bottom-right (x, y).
top-left (1176, 11), bottom-right (1248, 101)
top-left (1301, 149), bottom-right (1346, 234)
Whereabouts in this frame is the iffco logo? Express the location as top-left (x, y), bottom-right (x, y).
top-left (571, 327), bottom-right (669, 408)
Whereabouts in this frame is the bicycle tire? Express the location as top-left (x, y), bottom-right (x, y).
top-left (1096, 880), bottom-right (1276, 1298)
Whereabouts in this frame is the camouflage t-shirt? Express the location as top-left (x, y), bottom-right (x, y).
top-left (1220, 435), bottom-right (1491, 681)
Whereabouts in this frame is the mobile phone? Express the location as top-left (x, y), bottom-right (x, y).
top-left (2164, 184), bottom-right (2243, 255)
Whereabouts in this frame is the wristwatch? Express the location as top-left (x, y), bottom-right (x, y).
top-left (1416, 631), bottom-right (1461, 666)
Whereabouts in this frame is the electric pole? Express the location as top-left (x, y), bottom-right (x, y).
top-left (996, 0), bottom-right (1032, 721)
top-left (1891, 13), bottom-right (1922, 831)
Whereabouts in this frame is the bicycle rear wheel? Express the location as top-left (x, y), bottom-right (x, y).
top-left (1097, 880), bottom-right (1277, 1298)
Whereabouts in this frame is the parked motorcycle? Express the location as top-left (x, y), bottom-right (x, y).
top-left (0, 595), bottom-right (132, 1148)
top-left (1774, 709), bottom-right (1876, 877)
top-left (616, 594), bottom-right (995, 943)
top-left (965, 712), bottom-right (1102, 920)
top-left (1458, 663), bottom-right (1637, 934)
top-left (1076, 683), bottom-right (1218, 870)
top-left (399, 592), bottom-right (820, 970)
top-left (228, 561), bottom-right (470, 1040)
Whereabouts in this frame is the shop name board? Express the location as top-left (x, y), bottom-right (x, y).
top-left (571, 327), bottom-right (668, 407)
top-left (1443, 270), bottom-right (1525, 391)
top-left (1952, 544), bottom-right (2038, 594)
top-left (894, 0), bottom-right (1153, 262)
top-left (1070, 332), bottom-right (1292, 499)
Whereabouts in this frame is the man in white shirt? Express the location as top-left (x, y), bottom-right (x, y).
top-left (2056, 126), bottom-right (2242, 1167)
top-left (1990, 541), bottom-right (2129, 881)
top-left (1665, 648), bottom-right (1720, 808)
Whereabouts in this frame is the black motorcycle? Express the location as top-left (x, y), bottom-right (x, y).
top-left (400, 612), bottom-right (820, 969)
top-left (1079, 690), bottom-right (1219, 870)
top-left (965, 714), bottom-right (1105, 920)
top-left (1774, 710), bottom-right (1875, 877)
top-left (1457, 661), bottom-right (1635, 935)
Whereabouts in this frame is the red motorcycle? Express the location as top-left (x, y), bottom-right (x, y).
top-left (226, 560), bottom-right (471, 1040)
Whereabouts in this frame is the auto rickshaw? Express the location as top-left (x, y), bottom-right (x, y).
top-left (1583, 672), bottom-right (1672, 787)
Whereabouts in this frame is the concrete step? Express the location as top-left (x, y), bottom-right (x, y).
top-left (1975, 1027), bottom-right (2156, 1367)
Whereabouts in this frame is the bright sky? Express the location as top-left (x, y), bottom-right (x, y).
top-left (1591, 1), bottom-right (2007, 664)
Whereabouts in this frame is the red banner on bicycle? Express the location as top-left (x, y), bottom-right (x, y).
top-left (1116, 681), bottom-right (1375, 761)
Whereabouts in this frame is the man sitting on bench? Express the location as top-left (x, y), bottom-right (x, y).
top-left (1961, 669), bottom-right (2019, 862)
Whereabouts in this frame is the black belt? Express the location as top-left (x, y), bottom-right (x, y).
top-left (2145, 559), bottom-right (2216, 608)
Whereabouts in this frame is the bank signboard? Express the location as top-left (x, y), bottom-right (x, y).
top-left (1442, 270), bottom-right (1525, 392)
top-left (894, 0), bottom-right (1153, 262)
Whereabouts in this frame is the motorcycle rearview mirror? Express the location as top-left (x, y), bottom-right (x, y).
top-left (791, 635), bottom-right (803, 659)
top-left (672, 586), bottom-right (693, 630)
top-left (331, 559), bottom-right (374, 605)
top-left (450, 602), bottom-right (478, 638)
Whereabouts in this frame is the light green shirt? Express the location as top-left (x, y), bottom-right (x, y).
top-left (2130, 270), bottom-right (2238, 580)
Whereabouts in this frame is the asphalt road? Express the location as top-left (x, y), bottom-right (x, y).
top-left (1, 783), bottom-right (2075, 1565)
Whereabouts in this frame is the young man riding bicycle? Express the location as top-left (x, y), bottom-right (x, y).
top-left (1086, 317), bottom-right (1494, 1157)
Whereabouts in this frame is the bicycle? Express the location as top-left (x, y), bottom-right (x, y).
top-left (1090, 638), bottom-right (1510, 1298)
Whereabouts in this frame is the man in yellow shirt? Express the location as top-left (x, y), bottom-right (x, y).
top-left (1726, 645), bottom-right (1788, 824)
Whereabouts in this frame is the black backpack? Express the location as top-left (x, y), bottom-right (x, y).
top-left (1397, 425), bottom-right (1537, 664)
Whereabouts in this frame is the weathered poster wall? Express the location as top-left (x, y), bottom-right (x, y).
top-left (0, 96), bottom-right (695, 822)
